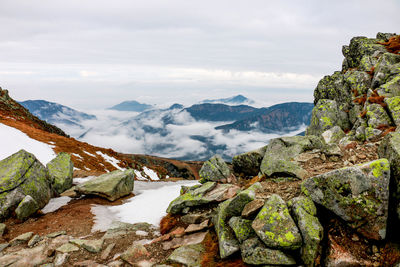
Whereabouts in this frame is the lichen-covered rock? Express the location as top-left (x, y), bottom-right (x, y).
top-left (379, 132), bottom-right (400, 219)
top-left (372, 53), bottom-right (400, 88)
top-left (378, 75), bottom-right (400, 97)
top-left (167, 243), bottom-right (204, 267)
top-left (322, 126), bottom-right (346, 144)
top-left (199, 154), bottom-right (232, 183)
top-left (241, 198), bottom-right (265, 219)
top-left (15, 195), bottom-right (39, 221)
top-left (260, 135), bottom-right (324, 179)
top-left (343, 36), bottom-right (387, 70)
top-left (0, 150), bottom-right (51, 220)
top-left (302, 159), bottom-right (390, 240)
top-left (365, 103), bottom-right (392, 128)
top-left (167, 182), bottom-right (240, 214)
top-left (385, 96), bottom-right (400, 126)
top-left (75, 169), bottom-right (134, 201)
top-left (288, 196), bottom-right (323, 267)
top-left (232, 146), bottom-right (267, 176)
top-left (252, 194), bottom-right (302, 250)
top-left (344, 70), bottom-right (371, 96)
top-left (240, 237), bottom-right (296, 265)
top-left (213, 199), bottom-right (240, 259)
top-left (306, 99), bottom-right (349, 136)
top-left (212, 183), bottom-right (260, 259)
top-left (228, 217), bottom-right (256, 243)
top-left (313, 71), bottom-right (351, 106)
top-left (47, 152), bottom-right (73, 195)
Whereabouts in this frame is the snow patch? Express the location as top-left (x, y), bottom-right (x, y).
top-left (73, 176), bottom-right (96, 184)
top-left (143, 166), bottom-right (160, 180)
top-left (83, 151), bottom-right (97, 157)
top-left (96, 151), bottom-right (124, 171)
top-left (135, 230), bottom-right (148, 236)
top-left (134, 170), bottom-right (148, 181)
top-left (91, 180), bottom-right (199, 231)
top-left (71, 153), bottom-right (83, 159)
top-left (42, 196), bottom-right (71, 214)
top-left (0, 123), bottom-right (56, 164)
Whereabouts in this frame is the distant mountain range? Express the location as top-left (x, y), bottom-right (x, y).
top-left (109, 100), bottom-right (153, 112)
top-left (21, 96), bottom-right (313, 161)
top-left (201, 94), bottom-right (254, 105)
top-left (19, 100), bottom-right (96, 130)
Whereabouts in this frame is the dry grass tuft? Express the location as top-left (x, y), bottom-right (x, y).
top-left (159, 213), bottom-right (180, 235)
top-left (380, 35), bottom-right (400, 54)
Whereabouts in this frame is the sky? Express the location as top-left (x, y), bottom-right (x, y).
top-left (0, 0), bottom-right (399, 109)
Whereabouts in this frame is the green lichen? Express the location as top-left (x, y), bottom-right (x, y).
top-left (370, 159), bottom-right (390, 178)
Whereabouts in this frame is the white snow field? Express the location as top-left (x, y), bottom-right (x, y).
top-left (0, 123), bottom-right (56, 164)
top-left (91, 180), bottom-right (199, 231)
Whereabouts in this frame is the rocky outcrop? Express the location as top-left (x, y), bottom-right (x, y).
top-left (0, 150), bottom-right (52, 221)
top-left (232, 146), bottom-right (267, 176)
top-left (75, 169), bottom-right (135, 201)
top-left (302, 159), bottom-right (390, 240)
top-left (47, 152), bottom-right (73, 195)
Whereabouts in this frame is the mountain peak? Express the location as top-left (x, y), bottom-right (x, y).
top-left (200, 94), bottom-right (255, 105)
top-left (109, 100), bottom-right (152, 112)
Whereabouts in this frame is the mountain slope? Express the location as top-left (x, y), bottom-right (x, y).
top-left (184, 103), bottom-right (258, 121)
top-left (109, 100), bottom-right (153, 112)
top-left (19, 100), bottom-right (96, 129)
top-left (216, 102), bottom-right (313, 133)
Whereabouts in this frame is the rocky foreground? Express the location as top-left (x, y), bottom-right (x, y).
top-left (0, 32), bottom-right (399, 266)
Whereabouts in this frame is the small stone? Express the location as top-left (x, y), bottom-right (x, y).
top-left (47, 231), bottom-right (67, 238)
top-left (28, 234), bottom-right (41, 247)
top-left (167, 243), bottom-right (205, 267)
top-left (0, 243), bottom-right (9, 252)
top-left (170, 227), bottom-right (185, 238)
top-left (181, 213), bottom-right (209, 224)
top-left (0, 223), bottom-right (6, 236)
top-left (321, 154), bottom-right (327, 161)
top-left (184, 220), bottom-right (209, 234)
top-left (120, 243), bottom-right (150, 264)
top-left (56, 243), bottom-right (79, 253)
top-left (241, 199), bottom-right (265, 219)
top-left (349, 155), bottom-right (358, 164)
top-left (15, 195), bottom-right (39, 220)
top-left (107, 261), bottom-right (125, 267)
top-left (101, 243), bottom-right (115, 260)
top-left (10, 231), bottom-right (34, 246)
top-left (70, 238), bottom-right (104, 253)
top-left (73, 260), bottom-right (107, 266)
top-left (372, 245), bottom-right (378, 254)
top-left (352, 235), bottom-right (359, 242)
top-left (54, 253), bottom-right (69, 266)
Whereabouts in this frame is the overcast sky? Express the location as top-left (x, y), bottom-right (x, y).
top-left (0, 0), bottom-right (399, 109)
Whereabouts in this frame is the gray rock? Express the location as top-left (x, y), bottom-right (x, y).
top-left (47, 231), bottom-right (67, 238)
top-left (199, 154), bottom-right (233, 183)
top-left (302, 159), bottom-right (390, 240)
top-left (28, 234), bottom-right (41, 248)
top-left (70, 238), bottom-right (104, 253)
top-left (167, 243), bottom-right (204, 267)
top-left (120, 243), bottom-right (149, 264)
top-left (240, 237), bottom-right (296, 265)
top-left (0, 223), bottom-right (6, 237)
top-left (365, 103), bottom-right (392, 128)
top-left (0, 150), bottom-right (52, 220)
top-left (241, 198), bottom-right (265, 219)
top-left (47, 152), bottom-right (73, 195)
top-left (378, 75), bottom-right (400, 97)
top-left (75, 169), bottom-right (134, 201)
top-left (260, 135), bottom-right (324, 179)
top-left (288, 196), bottom-right (323, 267)
top-left (10, 231), bottom-right (34, 246)
top-left (385, 96), bottom-right (400, 127)
top-left (228, 217), bottom-right (256, 243)
top-left (15, 195), bottom-right (39, 220)
top-left (232, 146), bottom-right (267, 176)
top-left (104, 221), bottom-right (153, 239)
top-left (54, 253), bottom-right (69, 266)
top-left (372, 53), bottom-right (400, 88)
top-left (56, 243), bottom-right (79, 253)
top-left (252, 194), bottom-right (302, 250)
top-left (306, 99), bottom-right (349, 136)
top-left (322, 126), bottom-right (346, 144)
top-left (344, 36), bottom-right (387, 70)
top-left (167, 182), bottom-right (239, 214)
top-left (313, 71), bottom-right (351, 107)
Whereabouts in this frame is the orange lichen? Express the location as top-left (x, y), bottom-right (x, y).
top-left (159, 213), bottom-right (180, 235)
top-left (379, 35), bottom-right (400, 54)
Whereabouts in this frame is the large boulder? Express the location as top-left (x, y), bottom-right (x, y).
top-left (15, 195), bottom-right (39, 221)
top-left (313, 71), bottom-right (351, 106)
top-left (232, 146), bottom-right (267, 176)
top-left (306, 99), bottom-right (349, 136)
top-left (385, 96), bottom-right (400, 126)
top-left (288, 196), bottom-right (323, 267)
top-left (302, 159), bottom-right (390, 240)
top-left (240, 237), bottom-right (296, 265)
top-left (372, 53), bottom-right (400, 88)
top-left (378, 75), bottom-right (400, 97)
top-left (251, 194), bottom-right (302, 250)
top-left (228, 216), bottom-right (256, 243)
top-left (47, 152), bottom-right (73, 195)
top-left (75, 169), bottom-right (134, 201)
top-left (167, 243), bottom-right (204, 267)
top-left (199, 154), bottom-right (233, 183)
top-left (365, 103), bottom-right (392, 128)
top-left (321, 126), bottom-right (346, 144)
top-left (166, 182), bottom-right (239, 214)
top-left (260, 135), bottom-right (324, 179)
top-left (0, 150), bottom-right (51, 220)
top-left (344, 70), bottom-right (371, 96)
